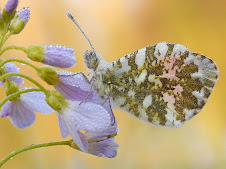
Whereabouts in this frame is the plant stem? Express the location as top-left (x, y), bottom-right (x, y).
top-left (0, 58), bottom-right (40, 72)
top-left (0, 46), bottom-right (27, 56)
top-left (0, 36), bottom-right (6, 50)
top-left (0, 88), bottom-right (42, 109)
top-left (0, 73), bottom-right (49, 95)
top-left (0, 28), bottom-right (8, 50)
top-left (0, 140), bottom-right (72, 168)
top-left (2, 32), bottom-right (13, 45)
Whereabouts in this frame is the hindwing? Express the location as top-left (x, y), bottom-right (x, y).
top-left (102, 42), bottom-right (218, 127)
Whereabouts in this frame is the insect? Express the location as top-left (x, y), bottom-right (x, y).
top-left (67, 12), bottom-right (219, 128)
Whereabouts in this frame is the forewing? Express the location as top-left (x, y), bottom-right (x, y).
top-left (107, 42), bottom-right (218, 127)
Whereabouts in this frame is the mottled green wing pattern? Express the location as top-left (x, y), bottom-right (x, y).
top-left (103, 42), bottom-right (218, 127)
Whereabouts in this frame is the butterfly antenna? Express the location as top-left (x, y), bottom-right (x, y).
top-left (66, 11), bottom-right (96, 52)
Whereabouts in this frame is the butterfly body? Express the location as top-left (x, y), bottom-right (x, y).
top-left (84, 42), bottom-right (219, 128)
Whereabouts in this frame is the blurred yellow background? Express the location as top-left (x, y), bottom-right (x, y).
top-left (0, 0), bottom-right (226, 169)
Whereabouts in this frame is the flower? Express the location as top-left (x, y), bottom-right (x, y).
top-left (27, 45), bottom-right (76, 68)
top-left (53, 71), bottom-right (91, 100)
top-left (85, 123), bottom-right (118, 158)
top-left (17, 7), bottom-right (30, 23)
top-left (37, 69), bottom-right (91, 100)
top-left (52, 72), bottom-right (119, 156)
top-left (37, 69), bottom-right (90, 98)
top-left (4, 0), bottom-right (19, 14)
top-left (53, 71), bottom-right (113, 115)
top-left (82, 86), bottom-right (119, 158)
top-left (71, 115), bottom-right (119, 158)
top-left (0, 62), bottom-right (23, 87)
top-left (9, 7), bottom-right (30, 34)
top-left (56, 100), bottom-right (112, 153)
top-left (0, 89), bottom-right (53, 129)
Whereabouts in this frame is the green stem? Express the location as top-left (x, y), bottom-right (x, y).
top-left (0, 140), bottom-right (72, 168)
top-left (0, 31), bottom-right (13, 50)
top-left (0, 59), bottom-right (40, 72)
top-left (0, 33), bottom-right (6, 50)
top-left (2, 32), bottom-right (13, 45)
top-left (0, 88), bottom-right (42, 109)
top-left (0, 46), bottom-right (27, 56)
top-left (0, 73), bottom-right (48, 95)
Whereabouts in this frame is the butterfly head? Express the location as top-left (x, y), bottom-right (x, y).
top-left (83, 50), bottom-right (101, 72)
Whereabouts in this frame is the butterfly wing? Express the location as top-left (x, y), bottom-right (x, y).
top-left (105, 42), bottom-right (218, 127)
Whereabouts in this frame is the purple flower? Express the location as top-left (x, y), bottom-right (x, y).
top-left (57, 100), bottom-right (112, 153)
top-left (54, 71), bottom-right (113, 120)
top-left (17, 7), bottom-right (30, 24)
top-left (9, 7), bottom-right (30, 34)
top-left (0, 62), bottom-right (23, 86)
top-left (27, 45), bottom-right (76, 68)
top-left (54, 71), bottom-right (91, 100)
top-left (54, 72), bottom-right (118, 156)
top-left (67, 97), bottom-right (119, 158)
top-left (43, 45), bottom-right (76, 68)
top-left (4, 0), bottom-right (19, 13)
top-left (84, 117), bottom-right (119, 158)
top-left (0, 89), bottom-right (53, 129)
top-left (54, 71), bottom-right (112, 114)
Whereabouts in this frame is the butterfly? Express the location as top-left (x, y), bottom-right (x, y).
top-left (67, 12), bottom-right (219, 128)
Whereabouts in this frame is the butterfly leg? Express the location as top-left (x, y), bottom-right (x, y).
top-left (108, 98), bottom-right (116, 126)
top-left (102, 96), bottom-right (116, 126)
top-left (59, 71), bottom-right (91, 83)
top-left (78, 71), bottom-right (92, 84)
top-left (79, 80), bottom-right (94, 105)
top-left (101, 96), bottom-right (109, 106)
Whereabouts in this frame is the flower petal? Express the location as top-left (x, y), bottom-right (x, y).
top-left (21, 90), bottom-right (54, 114)
top-left (57, 71), bottom-right (90, 91)
top-left (55, 71), bottom-right (114, 119)
top-left (4, 0), bottom-right (19, 13)
top-left (0, 63), bottom-right (23, 86)
top-left (43, 45), bottom-right (76, 68)
top-left (62, 101), bottom-right (111, 133)
top-left (88, 138), bottom-right (119, 158)
top-left (17, 7), bottom-right (30, 23)
top-left (8, 100), bottom-right (36, 129)
top-left (65, 121), bottom-right (88, 152)
top-left (57, 113), bottom-right (69, 138)
top-left (77, 131), bottom-right (89, 150)
top-left (0, 101), bottom-right (13, 117)
top-left (86, 91), bottom-right (114, 121)
top-left (54, 71), bottom-right (91, 100)
top-left (54, 82), bottom-right (89, 101)
top-left (85, 120), bottom-right (118, 142)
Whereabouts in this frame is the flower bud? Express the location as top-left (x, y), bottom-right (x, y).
top-left (45, 90), bottom-right (67, 111)
top-left (38, 66), bottom-right (59, 85)
top-left (9, 7), bottom-right (30, 34)
top-left (27, 45), bottom-right (76, 68)
top-left (2, 0), bottom-right (19, 23)
top-left (4, 80), bottom-right (19, 96)
top-left (45, 95), bottom-right (62, 111)
top-left (26, 45), bottom-right (44, 61)
top-left (4, 0), bottom-right (19, 14)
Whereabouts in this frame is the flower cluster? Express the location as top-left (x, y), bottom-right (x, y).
top-left (0, 0), bottom-right (118, 158)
